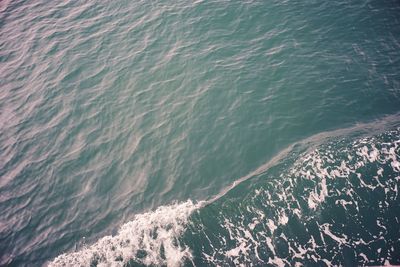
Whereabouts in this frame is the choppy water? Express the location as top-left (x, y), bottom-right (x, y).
top-left (1, 0), bottom-right (400, 266)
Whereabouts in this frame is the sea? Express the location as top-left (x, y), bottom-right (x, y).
top-left (1, 0), bottom-right (400, 266)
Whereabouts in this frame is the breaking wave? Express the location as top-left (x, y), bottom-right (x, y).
top-left (50, 121), bottom-right (400, 266)
top-left (49, 201), bottom-right (203, 267)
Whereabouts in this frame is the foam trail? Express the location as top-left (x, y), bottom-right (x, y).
top-left (50, 114), bottom-right (400, 266)
top-left (49, 200), bottom-right (203, 267)
top-left (205, 144), bottom-right (296, 205)
top-left (206, 112), bottom-right (400, 206)
top-left (193, 127), bottom-right (400, 266)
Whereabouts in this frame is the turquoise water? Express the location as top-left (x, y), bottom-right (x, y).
top-left (1, 0), bottom-right (400, 266)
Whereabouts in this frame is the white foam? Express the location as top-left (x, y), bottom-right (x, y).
top-left (248, 218), bottom-right (260, 230)
top-left (267, 219), bottom-right (277, 233)
top-left (377, 167), bottom-right (384, 177)
top-left (278, 212), bottom-right (288, 225)
top-left (307, 191), bottom-right (318, 210)
top-left (320, 223), bottom-right (347, 245)
top-left (290, 132), bottom-right (400, 211)
top-left (225, 243), bottom-right (246, 258)
top-left (49, 200), bottom-right (202, 267)
top-left (335, 199), bottom-right (353, 210)
top-left (127, 128), bottom-right (400, 266)
top-left (321, 259), bottom-right (332, 266)
top-left (359, 253), bottom-right (369, 262)
top-left (268, 256), bottom-right (287, 267)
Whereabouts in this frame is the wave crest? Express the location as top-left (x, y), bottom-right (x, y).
top-left (49, 200), bottom-right (202, 267)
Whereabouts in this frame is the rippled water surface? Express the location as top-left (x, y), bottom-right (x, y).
top-left (1, 0), bottom-right (400, 266)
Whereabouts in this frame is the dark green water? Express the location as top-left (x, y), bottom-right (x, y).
top-left (1, 0), bottom-right (400, 266)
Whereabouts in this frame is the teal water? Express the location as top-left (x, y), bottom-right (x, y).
top-left (1, 0), bottom-right (400, 266)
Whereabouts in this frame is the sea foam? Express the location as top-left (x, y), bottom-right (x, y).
top-left (49, 200), bottom-right (202, 267)
top-left (193, 129), bottom-right (400, 266)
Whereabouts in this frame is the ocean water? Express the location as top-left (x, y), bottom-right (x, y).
top-left (1, 0), bottom-right (400, 266)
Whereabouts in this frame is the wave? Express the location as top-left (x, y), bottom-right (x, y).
top-left (49, 201), bottom-right (203, 267)
top-left (186, 125), bottom-right (400, 266)
top-left (50, 115), bottom-right (400, 266)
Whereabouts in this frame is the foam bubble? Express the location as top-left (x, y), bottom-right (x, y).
top-left (192, 128), bottom-right (400, 266)
top-left (49, 200), bottom-right (202, 267)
